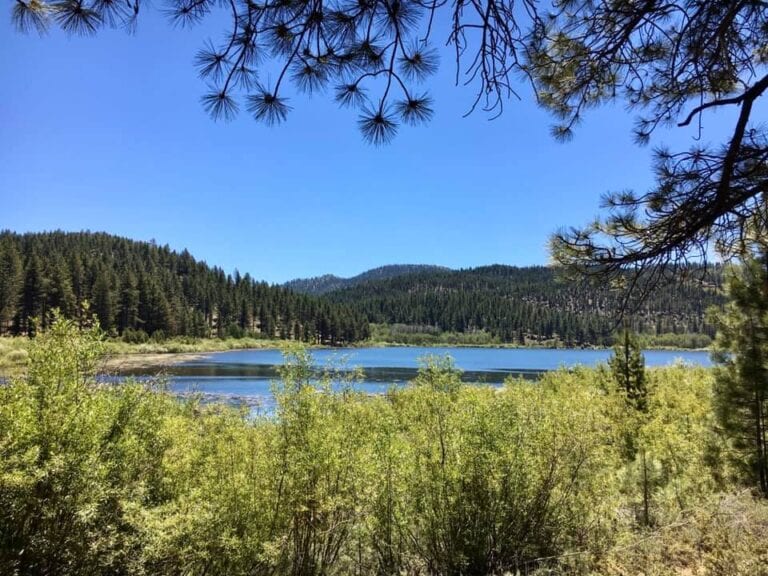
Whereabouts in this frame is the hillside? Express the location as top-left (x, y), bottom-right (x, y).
top-left (0, 234), bottom-right (725, 348)
top-left (284, 264), bottom-right (450, 295)
top-left (322, 264), bottom-right (724, 346)
top-left (0, 231), bottom-right (369, 344)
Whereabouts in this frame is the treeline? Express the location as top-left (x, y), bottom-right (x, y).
top-left (324, 265), bottom-right (723, 346)
top-left (0, 231), bottom-right (369, 344)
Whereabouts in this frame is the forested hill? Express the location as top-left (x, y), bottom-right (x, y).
top-left (322, 265), bottom-right (724, 346)
top-left (284, 264), bottom-right (451, 295)
top-left (0, 231), bottom-right (369, 344)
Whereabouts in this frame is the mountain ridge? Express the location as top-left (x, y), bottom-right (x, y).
top-left (320, 264), bottom-right (724, 346)
top-left (0, 231), bottom-right (724, 347)
top-left (284, 264), bottom-right (452, 295)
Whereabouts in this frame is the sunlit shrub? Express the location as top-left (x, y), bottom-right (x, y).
top-left (0, 317), bottom-right (748, 576)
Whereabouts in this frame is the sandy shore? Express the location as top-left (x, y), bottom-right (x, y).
top-left (101, 352), bottom-right (212, 373)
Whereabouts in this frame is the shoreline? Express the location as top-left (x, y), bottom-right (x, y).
top-left (101, 342), bottom-right (712, 373)
top-left (2, 338), bottom-right (714, 376)
top-left (356, 341), bottom-right (712, 352)
top-left (101, 351), bottom-right (214, 372)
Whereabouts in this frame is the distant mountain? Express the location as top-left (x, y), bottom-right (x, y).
top-left (284, 274), bottom-right (348, 296)
top-left (285, 265), bottom-right (451, 295)
top-left (321, 264), bottom-right (724, 346)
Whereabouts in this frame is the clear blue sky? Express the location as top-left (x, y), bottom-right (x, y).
top-left (0, 9), bottom-right (738, 283)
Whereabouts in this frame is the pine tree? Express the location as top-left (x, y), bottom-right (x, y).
top-left (117, 273), bottom-right (140, 333)
top-left (610, 327), bottom-right (651, 525)
top-left (0, 231), bottom-right (368, 343)
top-left (711, 249), bottom-right (768, 497)
top-left (48, 256), bottom-right (77, 317)
top-left (609, 329), bottom-right (647, 413)
top-left (0, 237), bottom-right (22, 334)
top-left (92, 270), bottom-right (115, 332)
top-left (21, 253), bottom-right (47, 335)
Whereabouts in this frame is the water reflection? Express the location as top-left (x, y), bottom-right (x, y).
top-left (110, 346), bottom-right (712, 414)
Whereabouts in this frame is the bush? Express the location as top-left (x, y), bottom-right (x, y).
top-left (5, 349), bottom-right (28, 364)
top-left (122, 327), bottom-right (149, 344)
top-left (0, 317), bottom-right (750, 575)
top-left (0, 316), bottom-right (173, 575)
top-left (225, 323), bottom-right (245, 339)
top-left (593, 492), bottom-right (768, 576)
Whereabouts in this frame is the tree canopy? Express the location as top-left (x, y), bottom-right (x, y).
top-left (0, 231), bottom-right (369, 344)
top-left (322, 264), bottom-right (722, 346)
top-left (9, 0), bottom-right (768, 276)
top-left (711, 245), bottom-right (768, 496)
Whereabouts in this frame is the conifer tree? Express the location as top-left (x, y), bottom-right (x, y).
top-left (609, 329), bottom-right (647, 413)
top-left (711, 248), bottom-right (768, 497)
top-left (609, 327), bottom-right (652, 525)
top-left (21, 253), bottom-right (47, 335)
top-left (0, 238), bottom-right (22, 334)
top-left (117, 273), bottom-right (140, 333)
top-left (0, 231), bottom-right (375, 344)
top-left (48, 256), bottom-right (77, 318)
top-left (92, 270), bottom-right (115, 332)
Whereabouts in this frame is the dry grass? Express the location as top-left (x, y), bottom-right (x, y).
top-left (1, 335), bottom-right (307, 375)
top-left (592, 491), bottom-right (768, 576)
top-left (0, 337), bottom-right (29, 374)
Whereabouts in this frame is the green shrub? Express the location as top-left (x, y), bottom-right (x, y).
top-left (122, 327), bottom-right (149, 344)
top-left (5, 349), bottom-right (27, 364)
top-left (0, 316), bottom-right (749, 576)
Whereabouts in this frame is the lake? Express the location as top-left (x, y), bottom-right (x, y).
top-left (119, 346), bottom-right (713, 413)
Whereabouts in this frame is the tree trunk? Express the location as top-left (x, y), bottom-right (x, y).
top-left (756, 389), bottom-right (768, 496)
top-left (641, 448), bottom-right (651, 525)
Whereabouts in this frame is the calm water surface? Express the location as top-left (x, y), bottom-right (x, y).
top-left (121, 346), bottom-right (713, 412)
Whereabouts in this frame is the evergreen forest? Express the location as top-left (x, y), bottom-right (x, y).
top-left (0, 231), bottom-right (369, 344)
top-left (321, 265), bottom-right (723, 346)
top-left (0, 231), bottom-right (725, 348)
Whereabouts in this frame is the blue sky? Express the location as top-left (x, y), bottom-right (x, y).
top-left (0, 8), bottom-right (738, 283)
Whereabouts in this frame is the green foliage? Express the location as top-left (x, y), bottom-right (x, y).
top-left (0, 231), bottom-right (368, 345)
top-left (104, 335), bottom-right (297, 356)
top-left (609, 329), bottom-right (647, 412)
top-left (0, 238), bottom-right (23, 333)
top-left (612, 365), bottom-right (726, 527)
top-left (0, 315), bottom-right (746, 575)
top-left (0, 337), bottom-right (29, 372)
top-left (121, 327), bottom-right (150, 344)
top-left (637, 332), bottom-right (713, 350)
top-left (326, 265), bottom-right (721, 346)
top-left (0, 314), bottom-right (174, 574)
top-left (593, 491), bottom-right (768, 576)
top-left (710, 250), bottom-right (768, 496)
top-left (285, 265), bottom-right (450, 296)
top-left (368, 323), bottom-right (501, 347)
top-left (608, 329), bottom-right (722, 527)
top-left (390, 367), bottom-right (620, 574)
top-left (0, 232), bottom-right (720, 348)
top-left (537, 3), bottom-right (768, 287)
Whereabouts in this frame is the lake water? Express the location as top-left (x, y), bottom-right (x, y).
top-left (120, 346), bottom-right (713, 412)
